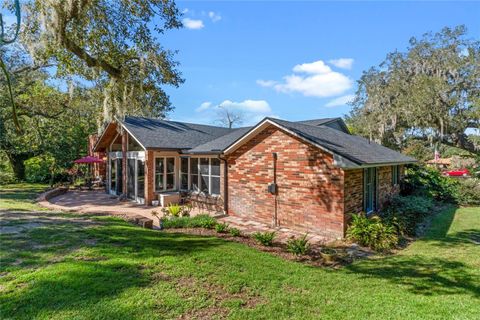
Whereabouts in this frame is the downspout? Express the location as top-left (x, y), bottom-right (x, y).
top-left (218, 154), bottom-right (228, 214)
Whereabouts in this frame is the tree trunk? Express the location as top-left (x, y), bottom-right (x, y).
top-left (6, 152), bottom-right (33, 181)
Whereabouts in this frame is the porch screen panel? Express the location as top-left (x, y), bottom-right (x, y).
top-left (116, 158), bottom-right (122, 195)
top-left (166, 158), bottom-right (175, 190)
top-left (180, 158), bottom-right (189, 190)
top-left (190, 158), bottom-right (199, 191)
top-left (137, 160), bottom-right (145, 198)
top-left (110, 159), bottom-right (116, 192)
top-left (127, 159), bottom-right (135, 199)
top-left (155, 158), bottom-right (164, 192)
top-left (200, 158), bottom-right (209, 193)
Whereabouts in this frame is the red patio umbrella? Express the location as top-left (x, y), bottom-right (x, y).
top-left (73, 156), bottom-right (104, 189)
top-left (74, 156), bottom-right (104, 164)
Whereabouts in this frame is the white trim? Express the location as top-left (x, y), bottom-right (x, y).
top-left (117, 121), bottom-right (147, 151)
top-left (154, 156), bottom-right (176, 192)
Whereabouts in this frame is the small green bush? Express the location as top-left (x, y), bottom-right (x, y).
top-left (229, 228), bottom-right (241, 237)
top-left (403, 165), bottom-right (458, 202)
top-left (25, 155), bottom-right (55, 183)
top-left (455, 178), bottom-right (480, 206)
top-left (165, 204), bottom-right (182, 217)
top-left (252, 231), bottom-right (276, 246)
top-left (161, 214), bottom-right (217, 229)
top-left (286, 234), bottom-right (310, 255)
top-left (347, 214), bottom-right (398, 252)
top-left (381, 195), bottom-right (434, 236)
top-left (215, 222), bottom-right (229, 233)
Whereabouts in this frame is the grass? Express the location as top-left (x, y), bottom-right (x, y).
top-left (1, 183), bottom-right (479, 319)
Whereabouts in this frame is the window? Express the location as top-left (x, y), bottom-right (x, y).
top-left (155, 157), bottom-right (175, 192)
top-left (183, 157), bottom-right (221, 195)
top-left (200, 158), bottom-right (209, 193)
top-left (392, 165), bottom-right (400, 186)
top-left (180, 157), bottom-right (189, 190)
top-left (210, 158), bottom-right (221, 195)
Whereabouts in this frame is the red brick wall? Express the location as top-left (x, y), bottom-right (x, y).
top-left (344, 169), bottom-right (363, 214)
top-left (227, 125), bottom-right (345, 239)
top-left (144, 150), bottom-right (155, 205)
top-left (344, 165), bottom-right (404, 215)
top-left (88, 134), bottom-right (106, 179)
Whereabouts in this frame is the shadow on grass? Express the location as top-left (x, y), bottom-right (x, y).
top-left (0, 212), bottom-right (228, 318)
top-left (346, 206), bottom-right (480, 298)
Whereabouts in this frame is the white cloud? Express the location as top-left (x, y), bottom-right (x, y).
top-left (293, 60), bottom-right (332, 74)
top-left (328, 58), bottom-right (354, 70)
top-left (182, 18), bottom-right (204, 30)
top-left (257, 59), bottom-right (353, 98)
top-left (256, 79), bottom-right (277, 87)
top-left (208, 11), bottom-right (222, 22)
top-left (325, 94), bottom-right (355, 107)
top-left (182, 8), bottom-right (189, 14)
top-left (219, 99), bottom-right (271, 113)
top-left (196, 101), bottom-right (212, 112)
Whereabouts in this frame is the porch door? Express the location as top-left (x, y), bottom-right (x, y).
top-left (364, 167), bottom-right (377, 213)
top-left (127, 159), bottom-right (136, 200)
top-left (116, 158), bottom-right (122, 195)
top-left (110, 158), bottom-right (116, 193)
top-left (137, 159), bottom-right (145, 199)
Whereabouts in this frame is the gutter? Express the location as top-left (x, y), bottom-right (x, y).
top-left (218, 154), bottom-right (228, 214)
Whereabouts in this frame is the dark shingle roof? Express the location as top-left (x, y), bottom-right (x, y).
top-left (187, 127), bottom-right (252, 154)
top-left (296, 118), bottom-right (339, 126)
top-left (267, 118), bottom-right (416, 165)
top-left (120, 116), bottom-right (233, 150)
top-left (117, 116), bottom-right (415, 165)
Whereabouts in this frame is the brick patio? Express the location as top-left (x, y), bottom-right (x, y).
top-left (40, 189), bottom-right (331, 244)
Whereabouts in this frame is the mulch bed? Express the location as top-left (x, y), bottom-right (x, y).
top-left (162, 227), bottom-right (374, 268)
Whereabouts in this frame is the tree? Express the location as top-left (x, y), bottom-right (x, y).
top-left (347, 26), bottom-right (480, 154)
top-left (215, 105), bottom-right (244, 128)
top-left (19, 0), bottom-right (184, 123)
top-left (0, 45), bottom-right (97, 180)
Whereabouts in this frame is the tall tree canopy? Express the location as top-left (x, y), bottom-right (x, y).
top-left (347, 26), bottom-right (480, 154)
top-left (20, 0), bottom-right (184, 123)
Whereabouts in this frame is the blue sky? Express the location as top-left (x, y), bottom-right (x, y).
top-left (160, 1), bottom-right (480, 126)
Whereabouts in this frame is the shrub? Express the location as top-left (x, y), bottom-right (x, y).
top-left (25, 155), bottom-right (54, 183)
top-left (402, 165), bottom-right (458, 202)
top-left (455, 178), bottom-right (480, 206)
top-left (215, 222), bottom-right (229, 233)
top-left (346, 214), bottom-right (398, 252)
top-left (381, 195), bottom-right (435, 236)
top-left (165, 204), bottom-right (182, 217)
top-left (286, 234), bottom-right (310, 255)
top-left (229, 228), bottom-right (241, 237)
top-left (161, 214), bottom-right (217, 229)
top-left (252, 231), bottom-right (276, 246)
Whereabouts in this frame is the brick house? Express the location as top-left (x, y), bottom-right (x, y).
top-left (94, 116), bottom-right (415, 239)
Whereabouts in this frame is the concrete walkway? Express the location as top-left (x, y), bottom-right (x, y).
top-left (40, 190), bottom-right (165, 226)
top-left (41, 190), bottom-right (330, 244)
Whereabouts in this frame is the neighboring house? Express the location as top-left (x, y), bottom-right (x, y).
top-left (94, 116), bottom-right (416, 239)
top-left (426, 158), bottom-right (451, 170)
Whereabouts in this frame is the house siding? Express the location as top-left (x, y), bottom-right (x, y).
top-left (227, 125), bottom-right (345, 239)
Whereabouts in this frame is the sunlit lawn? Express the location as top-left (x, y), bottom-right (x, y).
top-left (1, 184), bottom-right (479, 319)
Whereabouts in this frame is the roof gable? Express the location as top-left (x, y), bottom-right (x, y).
top-left (224, 118), bottom-right (416, 167)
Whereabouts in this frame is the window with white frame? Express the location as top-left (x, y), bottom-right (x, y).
top-left (182, 157), bottom-right (220, 195)
top-left (155, 157), bottom-right (175, 192)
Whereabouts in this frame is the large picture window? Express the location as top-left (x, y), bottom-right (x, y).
top-left (183, 157), bottom-right (220, 195)
top-left (155, 157), bottom-right (175, 192)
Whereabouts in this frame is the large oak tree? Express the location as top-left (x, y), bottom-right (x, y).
top-left (347, 26), bottom-right (480, 154)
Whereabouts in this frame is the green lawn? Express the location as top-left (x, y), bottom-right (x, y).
top-left (1, 184), bottom-right (479, 319)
